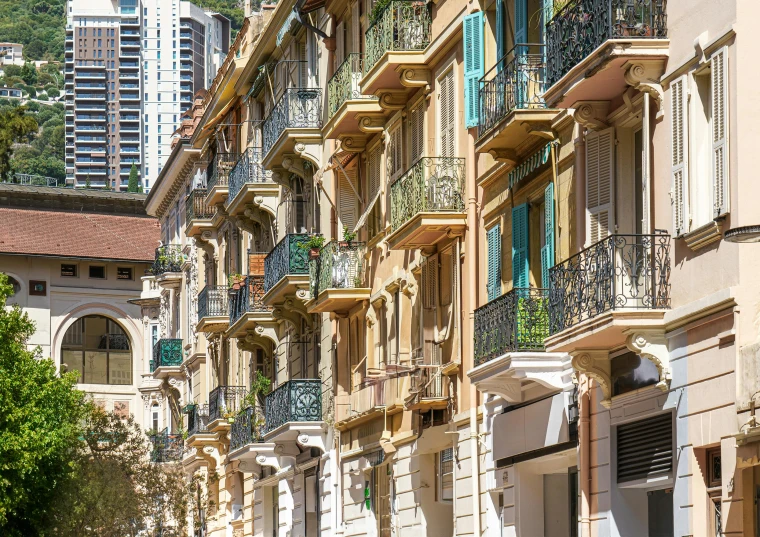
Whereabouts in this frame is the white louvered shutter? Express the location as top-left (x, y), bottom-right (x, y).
top-left (670, 76), bottom-right (688, 236)
top-left (369, 145), bottom-right (382, 198)
top-left (338, 166), bottom-right (358, 236)
top-left (440, 70), bottom-right (456, 158)
top-left (299, 41), bottom-right (308, 87)
top-left (388, 123), bottom-right (403, 183)
top-left (585, 127), bottom-right (614, 245)
top-left (422, 254), bottom-right (438, 309)
top-left (711, 47), bottom-right (728, 217)
top-left (409, 101), bottom-right (425, 164)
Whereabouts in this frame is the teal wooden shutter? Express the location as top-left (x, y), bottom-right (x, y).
top-left (515, 0), bottom-right (527, 44)
top-left (541, 183), bottom-right (555, 288)
top-left (512, 203), bottom-right (529, 289)
top-left (463, 12), bottom-right (484, 129)
top-left (495, 0), bottom-right (506, 67)
top-left (487, 224), bottom-right (502, 301)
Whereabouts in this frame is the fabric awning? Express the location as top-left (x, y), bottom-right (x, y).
top-left (201, 98), bottom-right (237, 132)
top-left (353, 188), bottom-right (382, 233)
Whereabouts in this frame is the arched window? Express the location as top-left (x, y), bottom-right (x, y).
top-left (151, 403), bottom-right (160, 432)
top-left (61, 315), bottom-right (132, 385)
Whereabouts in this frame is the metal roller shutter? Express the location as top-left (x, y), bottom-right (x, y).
top-left (617, 413), bottom-right (673, 483)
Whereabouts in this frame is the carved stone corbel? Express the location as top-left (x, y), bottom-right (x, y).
top-left (522, 121), bottom-right (557, 140)
top-left (296, 428), bottom-right (327, 452)
top-left (488, 148), bottom-right (518, 165)
top-left (397, 66), bottom-right (431, 93)
top-left (271, 168), bottom-right (290, 187)
top-left (377, 90), bottom-right (407, 111)
top-left (573, 101), bottom-right (610, 131)
top-left (281, 154), bottom-right (306, 179)
top-left (625, 329), bottom-right (670, 392)
top-left (293, 141), bottom-right (321, 169)
top-left (248, 322), bottom-right (280, 347)
top-left (196, 230), bottom-right (217, 260)
top-left (357, 113), bottom-right (386, 134)
top-left (623, 60), bottom-right (665, 109)
top-left (571, 351), bottom-right (612, 407)
top-left (338, 134), bottom-right (368, 153)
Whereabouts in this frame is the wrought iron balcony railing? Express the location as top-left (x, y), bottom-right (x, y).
top-left (474, 287), bottom-right (549, 366)
top-left (208, 385), bottom-right (248, 423)
top-left (229, 275), bottom-right (270, 325)
top-left (206, 152), bottom-right (239, 191)
top-left (312, 241), bottom-right (365, 297)
top-left (151, 338), bottom-right (183, 371)
top-left (227, 147), bottom-right (271, 202)
top-left (149, 428), bottom-right (183, 463)
top-left (230, 406), bottom-right (266, 451)
top-left (198, 285), bottom-right (229, 319)
top-left (264, 233), bottom-right (310, 293)
top-left (151, 245), bottom-right (184, 275)
top-left (364, 0), bottom-right (432, 75)
top-left (327, 53), bottom-right (376, 119)
top-left (548, 232), bottom-right (671, 334)
top-left (546, 0), bottom-right (667, 87)
top-left (186, 404), bottom-right (209, 436)
top-left (478, 44), bottom-right (547, 139)
top-left (264, 379), bottom-right (322, 432)
top-left (390, 157), bottom-right (465, 231)
top-left (262, 88), bottom-right (322, 156)
top-left (185, 188), bottom-right (214, 223)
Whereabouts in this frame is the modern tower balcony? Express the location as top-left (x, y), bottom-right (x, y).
top-left (361, 0), bottom-right (432, 102)
top-left (543, 0), bottom-right (668, 108)
top-left (225, 147), bottom-right (277, 218)
top-left (196, 285), bottom-right (229, 333)
top-left (323, 53), bottom-right (381, 143)
top-left (262, 233), bottom-right (311, 307)
top-left (119, 91), bottom-right (140, 101)
top-left (184, 188), bottom-right (214, 237)
top-left (386, 156), bottom-right (466, 250)
top-left (307, 241), bottom-right (370, 314)
top-left (261, 88), bottom-right (322, 169)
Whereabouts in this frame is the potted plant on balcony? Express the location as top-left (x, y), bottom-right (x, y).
top-left (243, 370), bottom-right (272, 409)
top-left (298, 235), bottom-right (326, 260)
top-left (340, 226), bottom-right (357, 248)
top-left (228, 273), bottom-right (246, 291)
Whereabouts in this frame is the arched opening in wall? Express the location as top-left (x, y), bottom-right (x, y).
top-left (60, 315), bottom-right (132, 385)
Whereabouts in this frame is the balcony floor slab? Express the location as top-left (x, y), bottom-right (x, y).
top-left (306, 288), bottom-right (371, 314)
top-left (361, 53), bottom-right (425, 96)
top-left (323, 100), bottom-right (383, 140)
top-left (262, 128), bottom-right (322, 170)
top-left (386, 212), bottom-right (466, 250)
top-left (196, 315), bottom-right (229, 334)
top-left (226, 182), bottom-right (279, 219)
top-left (226, 310), bottom-right (276, 338)
top-left (476, 109), bottom-right (561, 157)
top-left (204, 184), bottom-right (228, 208)
top-left (262, 274), bottom-right (310, 307)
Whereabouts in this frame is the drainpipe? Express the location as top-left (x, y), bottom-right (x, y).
top-left (466, 129), bottom-right (481, 537)
top-left (579, 375), bottom-right (591, 537)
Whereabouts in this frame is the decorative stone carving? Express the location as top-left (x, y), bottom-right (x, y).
top-left (338, 134), bottom-right (368, 153)
top-left (358, 113), bottom-right (386, 134)
top-left (573, 101), bottom-right (610, 131)
top-left (625, 329), bottom-right (670, 392)
top-left (397, 66), bottom-right (431, 93)
top-left (189, 241), bottom-right (199, 347)
top-left (377, 90), bottom-right (407, 111)
top-left (623, 60), bottom-right (665, 109)
top-left (571, 351), bottom-right (612, 406)
top-left (159, 293), bottom-right (169, 338)
top-left (487, 148), bottom-right (518, 165)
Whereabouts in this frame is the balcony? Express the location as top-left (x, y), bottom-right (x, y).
top-left (186, 403), bottom-right (210, 438)
top-left (205, 152), bottom-right (238, 206)
top-left (229, 406), bottom-right (267, 453)
top-left (225, 147), bottom-right (277, 217)
top-left (208, 385), bottom-right (248, 425)
top-left (261, 88), bottom-right (322, 168)
top-left (335, 374), bottom-right (411, 426)
top-left (406, 343), bottom-right (450, 411)
top-left (265, 379), bottom-right (322, 434)
top-left (262, 234), bottom-right (310, 305)
top-left (196, 285), bottom-right (229, 333)
top-left (362, 0), bottom-right (431, 97)
top-left (151, 245), bottom-right (184, 286)
top-left (184, 188), bottom-right (214, 236)
top-left (324, 53), bottom-right (381, 141)
top-left (227, 276), bottom-right (272, 336)
top-left (149, 428), bottom-right (183, 463)
top-left (476, 44), bottom-right (560, 159)
top-left (387, 157), bottom-right (466, 250)
top-left (307, 241), bottom-right (370, 314)
top-left (150, 338), bottom-right (183, 376)
top-left (545, 232), bottom-right (671, 354)
top-left (543, 0), bottom-right (668, 108)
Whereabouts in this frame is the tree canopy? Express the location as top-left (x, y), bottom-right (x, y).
top-left (0, 106), bottom-right (37, 180)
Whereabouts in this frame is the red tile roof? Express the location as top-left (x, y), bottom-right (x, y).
top-left (0, 207), bottom-right (161, 262)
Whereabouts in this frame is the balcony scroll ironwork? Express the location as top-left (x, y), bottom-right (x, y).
top-left (327, 53), bottom-right (376, 119)
top-left (364, 0), bottom-right (432, 75)
top-left (227, 147), bottom-right (271, 202)
top-left (185, 188), bottom-right (214, 222)
top-left (208, 385), bottom-right (248, 423)
top-left (186, 404), bottom-right (209, 436)
top-left (151, 338), bottom-right (183, 371)
top-left (198, 285), bottom-right (229, 319)
top-left (264, 233), bottom-right (310, 293)
top-left (149, 428), bottom-right (183, 463)
top-left (151, 245), bottom-right (184, 275)
top-left (206, 152), bottom-right (239, 190)
top-left (229, 275), bottom-right (270, 325)
top-left (230, 406), bottom-right (266, 451)
top-left (262, 88), bottom-right (322, 157)
top-left (264, 379), bottom-right (322, 433)
top-left (312, 241), bottom-right (365, 298)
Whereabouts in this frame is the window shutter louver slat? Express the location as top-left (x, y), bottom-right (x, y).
top-left (541, 183), bottom-right (554, 289)
top-left (369, 146), bottom-right (381, 198)
top-left (422, 255), bottom-right (438, 309)
top-left (463, 12), bottom-right (484, 129)
top-left (487, 224), bottom-right (502, 301)
top-left (336, 21), bottom-right (344, 67)
top-left (585, 127), bottom-right (614, 244)
top-left (670, 76), bottom-right (688, 236)
top-left (512, 204), bottom-right (529, 289)
top-left (711, 47), bottom-right (729, 217)
top-left (440, 71), bottom-right (455, 158)
top-left (338, 167), bottom-right (358, 236)
top-left (410, 101), bottom-right (424, 164)
top-left (299, 42), bottom-right (308, 87)
top-left (514, 0), bottom-right (527, 44)
top-left (617, 413), bottom-right (673, 483)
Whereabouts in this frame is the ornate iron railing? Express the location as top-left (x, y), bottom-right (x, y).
top-left (545, 0), bottom-right (667, 87)
top-left (478, 44), bottom-right (547, 139)
top-left (186, 404), bottom-right (209, 436)
top-left (548, 232), bottom-right (671, 334)
top-left (208, 386), bottom-right (248, 423)
top-left (390, 157), bottom-right (465, 231)
top-left (410, 344), bottom-right (446, 399)
top-left (474, 288), bottom-right (550, 366)
top-left (198, 285), bottom-right (229, 319)
top-left (149, 428), bottom-right (183, 463)
top-left (151, 338), bottom-right (183, 371)
top-left (364, 0), bottom-right (431, 75)
top-left (151, 245), bottom-right (184, 275)
top-left (264, 233), bottom-right (310, 293)
top-left (312, 241), bottom-right (365, 297)
top-left (185, 188), bottom-right (214, 223)
top-left (262, 88), bottom-right (322, 157)
top-left (227, 147), bottom-right (271, 202)
top-left (206, 152), bottom-right (239, 190)
top-left (327, 53), bottom-right (376, 119)
top-left (230, 406), bottom-right (267, 451)
top-left (229, 275), bottom-right (270, 325)
top-left (265, 379), bottom-right (322, 432)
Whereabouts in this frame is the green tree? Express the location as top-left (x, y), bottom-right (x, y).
top-left (0, 273), bottom-right (88, 535)
top-left (127, 163), bottom-right (139, 192)
top-left (20, 63), bottom-right (37, 85)
top-left (84, 174), bottom-right (91, 189)
top-left (0, 106), bottom-right (37, 180)
top-left (2, 65), bottom-right (21, 79)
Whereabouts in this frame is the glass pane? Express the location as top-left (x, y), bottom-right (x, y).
top-left (109, 351), bottom-right (132, 385)
top-left (62, 349), bottom-right (83, 382)
top-left (62, 319), bottom-right (83, 347)
top-left (84, 351), bottom-right (108, 384)
top-left (85, 316), bottom-right (108, 349)
top-left (611, 351), bottom-right (659, 396)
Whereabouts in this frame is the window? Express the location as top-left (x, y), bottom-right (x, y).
top-left (89, 265), bottom-right (106, 279)
top-left (151, 403), bottom-right (159, 430)
top-left (437, 448), bottom-right (454, 502)
top-left (61, 315), bottom-right (132, 385)
top-left (117, 267), bottom-right (133, 280)
top-left (387, 122), bottom-right (403, 183)
top-left (61, 264), bottom-right (78, 277)
top-left (611, 351), bottom-right (659, 396)
top-left (439, 69), bottom-right (455, 158)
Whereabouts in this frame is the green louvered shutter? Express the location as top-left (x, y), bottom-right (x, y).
top-left (541, 183), bottom-right (555, 288)
top-left (487, 224), bottom-right (502, 301)
top-left (463, 12), bottom-right (484, 129)
top-left (512, 203), bottom-right (529, 289)
top-left (515, 0), bottom-right (527, 45)
top-left (495, 0), bottom-right (506, 68)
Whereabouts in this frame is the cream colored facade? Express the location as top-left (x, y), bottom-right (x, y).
top-left (143, 0), bottom-right (760, 536)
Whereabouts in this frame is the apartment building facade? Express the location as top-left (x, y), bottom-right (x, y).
top-left (141, 0), bottom-right (760, 536)
top-left (0, 43), bottom-right (24, 66)
top-left (64, 0), bottom-right (229, 193)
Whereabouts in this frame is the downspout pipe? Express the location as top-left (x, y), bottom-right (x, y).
top-left (579, 376), bottom-right (591, 537)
